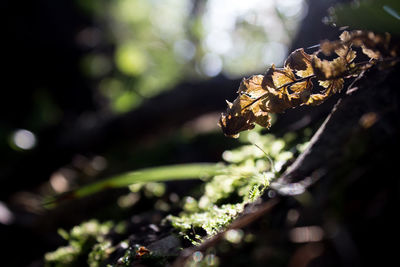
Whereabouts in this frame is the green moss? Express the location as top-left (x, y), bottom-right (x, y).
top-left (88, 241), bottom-right (113, 267)
top-left (169, 203), bottom-right (245, 237)
top-left (45, 129), bottom-right (308, 265)
top-left (106, 244), bottom-right (168, 267)
top-left (114, 246), bottom-right (136, 266)
top-left (44, 246), bottom-right (81, 267)
top-left (168, 131), bottom-right (303, 243)
top-left (45, 220), bottom-right (114, 267)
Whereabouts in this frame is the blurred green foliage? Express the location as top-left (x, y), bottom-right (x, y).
top-left (329, 0), bottom-right (400, 34)
top-left (75, 0), bottom-right (305, 113)
top-left (2, 0), bottom-right (306, 163)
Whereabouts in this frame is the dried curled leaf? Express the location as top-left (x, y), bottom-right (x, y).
top-left (312, 56), bottom-right (348, 80)
top-left (262, 65), bottom-right (313, 111)
top-left (219, 65), bottom-right (313, 137)
top-left (318, 78), bottom-right (344, 97)
top-left (320, 31), bottom-right (397, 60)
top-left (219, 30), bottom-right (398, 137)
top-left (306, 93), bottom-right (327, 106)
top-left (285, 48), bottom-right (314, 78)
top-left (262, 64), bottom-right (296, 89)
top-left (314, 31), bottom-right (357, 80)
top-left (219, 75), bottom-right (271, 138)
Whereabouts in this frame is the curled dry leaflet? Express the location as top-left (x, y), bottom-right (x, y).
top-left (219, 31), bottom-right (399, 138)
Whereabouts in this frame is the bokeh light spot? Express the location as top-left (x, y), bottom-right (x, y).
top-left (201, 53), bottom-right (222, 77)
top-left (12, 129), bottom-right (36, 150)
top-left (0, 201), bottom-right (14, 225)
top-left (115, 44), bottom-right (147, 76)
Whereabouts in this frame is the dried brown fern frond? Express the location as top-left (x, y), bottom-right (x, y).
top-left (219, 31), bottom-right (399, 138)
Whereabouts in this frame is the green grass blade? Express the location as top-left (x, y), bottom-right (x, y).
top-left (46, 163), bottom-right (221, 206)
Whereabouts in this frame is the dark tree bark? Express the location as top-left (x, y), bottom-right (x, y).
top-left (174, 58), bottom-right (400, 267)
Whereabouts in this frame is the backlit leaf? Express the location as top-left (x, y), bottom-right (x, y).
top-left (219, 75), bottom-right (271, 138)
top-left (312, 57), bottom-right (348, 80)
top-left (262, 64), bottom-right (296, 90)
top-left (285, 48), bottom-right (314, 78)
top-left (219, 30), bottom-right (398, 137)
top-left (319, 78), bottom-right (344, 94)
